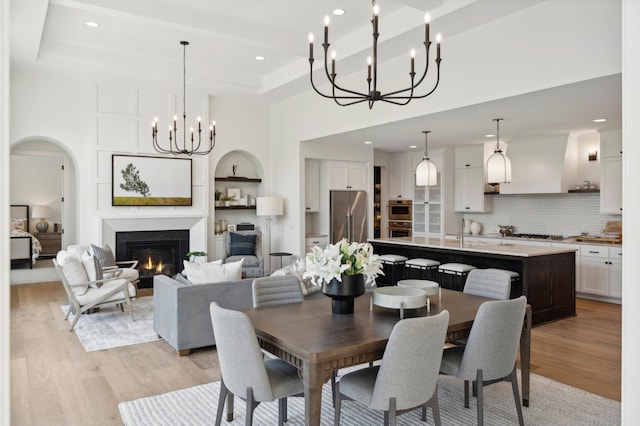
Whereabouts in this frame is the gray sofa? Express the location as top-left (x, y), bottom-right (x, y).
top-left (153, 273), bottom-right (321, 355)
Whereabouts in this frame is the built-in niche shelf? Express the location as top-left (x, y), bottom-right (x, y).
top-left (215, 177), bottom-right (262, 183)
top-left (215, 205), bottom-right (256, 210)
top-left (568, 189), bottom-right (600, 193)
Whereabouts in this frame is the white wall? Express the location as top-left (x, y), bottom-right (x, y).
top-left (1, 0), bottom-right (9, 421)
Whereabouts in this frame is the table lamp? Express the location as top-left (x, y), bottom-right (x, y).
top-left (32, 205), bottom-right (51, 233)
top-left (256, 197), bottom-right (284, 274)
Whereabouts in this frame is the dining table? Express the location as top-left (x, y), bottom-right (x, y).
top-left (236, 289), bottom-right (531, 426)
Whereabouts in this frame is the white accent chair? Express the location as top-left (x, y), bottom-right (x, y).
top-left (209, 302), bottom-right (303, 426)
top-left (53, 250), bottom-right (136, 331)
top-left (334, 310), bottom-right (450, 426)
top-left (439, 296), bottom-right (527, 426)
top-left (66, 244), bottom-right (140, 287)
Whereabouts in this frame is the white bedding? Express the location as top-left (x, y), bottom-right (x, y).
top-left (11, 229), bottom-right (42, 263)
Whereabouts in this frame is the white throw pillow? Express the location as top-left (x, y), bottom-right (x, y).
top-left (182, 259), bottom-right (242, 284)
top-left (56, 250), bottom-right (89, 295)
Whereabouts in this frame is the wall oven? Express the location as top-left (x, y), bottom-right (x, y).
top-left (388, 221), bottom-right (412, 238)
top-left (388, 199), bottom-right (412, 221)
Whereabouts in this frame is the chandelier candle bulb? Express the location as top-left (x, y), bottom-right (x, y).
top-left (324, 16), bottom-right (329, 45)
top-left (410, 49), bottom-right (415, 74)
top-left (436, 34), bottom-right (442, 61)
top-left (425, 13), bottom-right (430, 42)
top-left (367, 56), bottom-right (372, 80)
top-left (308, 33), bottom-right (314, 59)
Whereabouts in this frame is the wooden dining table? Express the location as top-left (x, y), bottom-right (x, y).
top-left (238, 289), bottom-right (531, 426)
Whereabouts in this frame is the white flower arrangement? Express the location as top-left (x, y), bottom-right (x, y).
top-left (303, 238), bottom-right (384, 286)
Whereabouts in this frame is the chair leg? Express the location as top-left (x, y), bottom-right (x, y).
top-left (509, 367), bottom-right (525, 426)
top-left (431, 385), bottom-right (442, 426)
top-left (333, 381), bottom-right (341, 426)
top-left (244, 388), bottom-right (255, 426)
top-left (389, 397), bottom-right (397, 426)
top-left (464, 380), bottom-right (470, 408)
top-left (476, 369), bottom-right (484, 426)
top-left (215, 379), bottom-right (228, 426)
top-left (278, 397), bottom-right (288, 425)
top-left (68, 311), bottom-right (81, 331)
top-left (332, 370), bottom-right (337, 407)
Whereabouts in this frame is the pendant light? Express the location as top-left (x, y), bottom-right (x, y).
top-left (486, 118), bottom-right (511, 184)
top-left (416, 130), bottom-right (438, 186)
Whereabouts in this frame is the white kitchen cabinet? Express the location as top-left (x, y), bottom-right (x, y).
top-left (413, 171), bottom-right (442, 235)
top-left (328, 161), bottom-right (367, 191)
top-left (388, 154), bottom-right (414, 200)
top-left (599, 129), bottom-right (622, 214)
top-left (454, 146), bottom-right (492, 212)
top-left (454, 146), bottom-right (484, 169)
top-left (305, 159), bottom-right (320, 212)
top-left (579, 244), bottom-right (622, 300)
top-left (305, 235), bottom-right (328, 254)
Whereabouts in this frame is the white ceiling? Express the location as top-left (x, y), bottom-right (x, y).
top-left (10, 0), bottom-right (622, 152)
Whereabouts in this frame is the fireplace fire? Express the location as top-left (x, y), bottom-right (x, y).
top-left (116, 230), bottom-right (189, 288)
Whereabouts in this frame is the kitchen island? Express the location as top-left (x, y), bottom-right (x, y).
top-left (370, 236), bottom-right (577, 325)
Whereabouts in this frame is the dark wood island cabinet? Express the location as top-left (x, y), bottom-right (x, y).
top-left (370, 237), bottom-right (576, 325)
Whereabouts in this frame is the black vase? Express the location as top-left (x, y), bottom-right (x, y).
top-left (322, 274), bottom-right (365, 314)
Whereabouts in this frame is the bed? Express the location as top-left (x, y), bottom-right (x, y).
top-left (10, 205), bottom-right (42, 269)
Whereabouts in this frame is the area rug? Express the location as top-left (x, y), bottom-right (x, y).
top-left (62, 296), bottom-right (160, 352)
top-left (119, 370), bottom-right (620, 425)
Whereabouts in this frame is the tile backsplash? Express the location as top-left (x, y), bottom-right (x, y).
top-left (464, 193), bottom-right (621, 237)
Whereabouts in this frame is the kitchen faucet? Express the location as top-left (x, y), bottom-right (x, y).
top-left (460, 218), bottom-right (465, 247)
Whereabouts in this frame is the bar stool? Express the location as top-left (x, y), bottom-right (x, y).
top-left (486, 268), bottom-right (521, 298)
top-left (405, 258), bottom-right (441, 281)
top-left (376, 254), bottom-right (408, 287)
top-left (438, 263), bottom-right (476, 292)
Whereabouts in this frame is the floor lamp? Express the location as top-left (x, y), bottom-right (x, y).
top-left (256, 196), bottom-right (283, 274)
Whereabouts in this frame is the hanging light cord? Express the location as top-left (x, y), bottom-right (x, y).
top-left (422, 130), bottom-right (431, 158)
top-left (494, 118), bottom-right (503, 151)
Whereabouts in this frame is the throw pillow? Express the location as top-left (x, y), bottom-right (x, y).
top-left (56, 250), bottom-right (89, 295)
top-left (183, 258), bottom-right (243, 284)
top-left (229, 232), bottom-right (256, 256)
top-left (81, 251), bottom-right (103, 287)
top-left (172, 273), bottom-right (193, 285)
top-left (90, 244), bottom-right (116, 268)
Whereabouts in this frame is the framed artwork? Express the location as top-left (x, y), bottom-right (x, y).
top-left (227, 224), bottom-right (236, 232)
top-left (112, 154), bottom-right (192, 206)
top-left (226, 187), bottom-right (241, 201)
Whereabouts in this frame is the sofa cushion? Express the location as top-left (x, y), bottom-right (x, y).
top-left (226, 255), bottom-right (259, 267)
top-left (183, 259), bottom-right (243, 284)
top-left (90, 244), bottom-right (116, 268)
top-left (229, 232), bottom-right (256, 256)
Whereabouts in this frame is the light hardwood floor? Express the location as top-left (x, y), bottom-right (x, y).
top-left (10, 281), bottom-right (621, 425)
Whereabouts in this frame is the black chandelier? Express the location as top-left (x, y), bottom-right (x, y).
top-left (152, 41), bottom-right (216, 156)
top-left (308, 1), bottom-right (442, 109)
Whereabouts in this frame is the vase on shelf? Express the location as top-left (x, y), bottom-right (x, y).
top-left (322, 274), bottom-right (365, 314)
top-left (470, 221), bottom-right (482, 236)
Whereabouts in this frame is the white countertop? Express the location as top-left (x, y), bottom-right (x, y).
top-left (370, 236), bottom-right (578, 257)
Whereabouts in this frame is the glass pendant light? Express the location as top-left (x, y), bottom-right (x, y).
top-left (416, 130), bottom-right (438, 186)
top-left (486, 118), bottom-right (512, 184)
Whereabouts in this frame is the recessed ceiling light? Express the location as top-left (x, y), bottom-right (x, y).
top-left (409, 145), bottom-right (417, 149)
top-left (332, 9), bottom-right (345, 16)
top-left (85, 21), bottom-right (99, 28)
top-left (364, 140), bottom-right (372, 145)
top-left (255, 55), bottom-right (265, 61)
top-left (592, 118), bottom-right (607, 123)
top-left (485, 134), bottom-right (495, 138)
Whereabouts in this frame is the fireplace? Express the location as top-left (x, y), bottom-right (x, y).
top-left (116, 230), bottom-right (189, 288)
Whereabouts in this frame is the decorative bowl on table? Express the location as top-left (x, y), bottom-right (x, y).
top-left (372, 286), bottom-right (427, 311)
top-left (397, 279), bottom-right (440, 297)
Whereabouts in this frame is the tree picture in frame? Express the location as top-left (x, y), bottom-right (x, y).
top-left (112, 154), bottom-right (192, 206)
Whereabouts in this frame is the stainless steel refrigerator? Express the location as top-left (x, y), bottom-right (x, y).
top-left (330, 190), bottom-right (367, 243)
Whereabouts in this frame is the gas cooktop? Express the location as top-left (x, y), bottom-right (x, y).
top-left (511, 233), bottom-right (564, 241)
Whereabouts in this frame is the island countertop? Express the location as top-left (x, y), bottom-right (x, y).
top-left (369, 236), bottom-right (578, 257)
top-left (369, 237), bottom-right (576, 325)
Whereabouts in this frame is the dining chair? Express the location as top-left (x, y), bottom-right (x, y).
top-left (439, 296), bottom-right (527, 426)
top-left (334, 310), bottom-right (450, 426)
top-left (462, 269), bottom-right (512, 300)
top-left (209, 302), bottom-right (303, 426)
top-left (251, 275), bottom-right (303, 308)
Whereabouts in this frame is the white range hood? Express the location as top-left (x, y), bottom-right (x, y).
top-left (498, 133), bottom-right (578, 194)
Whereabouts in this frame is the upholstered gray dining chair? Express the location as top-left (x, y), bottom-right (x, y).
top-left (439, 296), bottom-right (527, 426)
top-left (252, 275), bottom-right (303, 308)
top-left (209, 302), bottom-right (303, 426)
top-left (463, 269), bottom-right (512, 300)
top-left (334, 310), bottom-right (450, 426)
